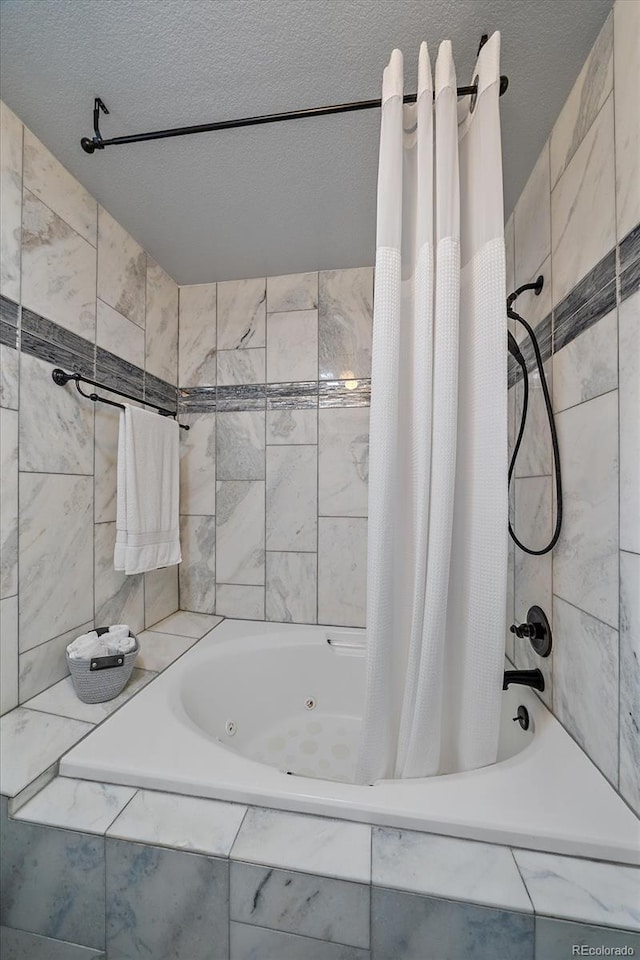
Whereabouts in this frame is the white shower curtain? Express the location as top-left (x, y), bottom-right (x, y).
top-left (356, 33), bottom-right (507, 784)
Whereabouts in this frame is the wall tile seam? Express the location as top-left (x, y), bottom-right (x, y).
top-left (0, 294), bottom-right (20, 325)
top-left (3, 296), bottom-right (177, 400)
top-left (19, 334), bottom-right (94, 381)
top-left (553, 384), bottom-right (619, 419)
top-left (549, 88), bottom-right (616, 262)
top-left (21, 184), bottom-right (98, 253)
top-left (553, 248), bottom-right (617, 327)
top-left (16, 470), bottom-right (94, 482)
top-left (552, 593), bottom-right (620, 636)
top-left (509, 221), bottom-right (639, 386)
top-left (215, 581), bottom-right (267, 589)
top-left (620, 547), bottom-right (640, 559)
top-left (618, 223), bottom-right (640, 270)
top-left (509, 846), bottom-right (537, 915)
top-left (5, 762), bottom-right (58, 815)
top-left (265, 306), bottom-right (318, 316)
top-left (17, 615), bottom-right (95, 657)
top-left (549, 9), bottom-right (614, 192)
top-left (552, 224), bottom-right (638, 335)
top-left (553, 283), bottom-right (618, 355)
top-left (22, 309), bottom-right (96, 361)
top-left (552, 590), bottom-right (622, 799)
top-left (228, 920), bottom-right (370, 953)
top-left (230, 859), bottom-right (370, 893)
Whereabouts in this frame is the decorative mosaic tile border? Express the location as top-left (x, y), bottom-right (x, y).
top-left (0, 321), bottom-right (17, 349)
top-left (178, 386), bottom-right (216, 414)
top-left (1, 299), bottom-right (176, 412)
top-left (620, 255), bottom-right (640, 303)
top-left (319, 379), bottom-right (371, 408)
top-left (266, 382), bottom-right (317, 410)
top-left (0, 294), bottom-right (19, 327)
top-left (178, 378), bottom-right (372, 413)
top-left (96, 346), bottom-right (144, 404)
top-left (1, 295), bottom-right (19, 349)
top-left (620, 222), bottom-right (640, 272)
top-left (22, 308), bottom-right (95, 369)
top-left (217, 383), bottom-right (266, 412)
top-left (4, 220), bottom-right (638, 409)
top-left (144, 371), bottom-right (177, 412)
top-left (509, 222), bottom-right (639, 387)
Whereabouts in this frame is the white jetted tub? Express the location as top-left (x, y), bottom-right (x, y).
top-left (62, 619), bottom-right (640, 864)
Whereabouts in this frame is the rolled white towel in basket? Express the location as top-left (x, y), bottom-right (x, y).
top-left (67, 631), bottom-right (106, 661)
top-left (106, 626), bottom-right (136, 654)
top-left (67, 626), bottom-right (135, 661)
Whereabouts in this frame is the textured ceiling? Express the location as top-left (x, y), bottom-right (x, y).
top-left (0, 0), bottom-right (612, 284)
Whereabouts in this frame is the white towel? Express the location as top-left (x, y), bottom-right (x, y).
top-left (67, 628), bottom-right (135, 660)
top-left (114, 405), bottom-right (181, 575)
top-left (67, 630), bottom-right (104, 660)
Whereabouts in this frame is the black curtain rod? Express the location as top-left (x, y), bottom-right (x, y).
top-left (52, 368), bottom-right (189, 430)
top-left (80, 75), bottom-right (508, 154)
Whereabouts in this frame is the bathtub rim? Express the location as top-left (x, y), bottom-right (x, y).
top-left (60, 618), bottom-right (640, 867)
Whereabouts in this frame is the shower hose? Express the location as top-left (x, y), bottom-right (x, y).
top-left (507, 278), bottom-right (562, 556)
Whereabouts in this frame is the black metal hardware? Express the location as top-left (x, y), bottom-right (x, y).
top-left (79, 63), bottom-right (509, 155)
top-left (507, 275), bottom-right (563, 555)
top-left (507, 275), bottom-right (544, 311)
top-left (512, 705), bottom-right (530, 730)
top-left (503, 669), bottom-right (545, 692)
top-left (81, 97), bottom-right (109, 155)
top-left (510, 605), bottom-right (552, 658)
top-left (469, 75), bottom-right (480, 114)
top-left (51, 368), bottom-right (189, 430)
top-left (90, 653), bottom-right (125, 671)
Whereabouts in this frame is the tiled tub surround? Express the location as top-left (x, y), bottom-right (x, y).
top-left (1, 610), bottom-right (639, 959)
top-left (1, 786), bottom-right (639, 960)
top-left (0, 99), bottom-right (181, 718)
top-left (59, 619), bottom-right (640, 867)
top-left (177, 267), bottom-right (372, 628)
top-left (505, 0), bottom-right (640, 820)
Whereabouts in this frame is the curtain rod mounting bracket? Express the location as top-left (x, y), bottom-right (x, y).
top-left (81, 97), bottom-right (109, 154)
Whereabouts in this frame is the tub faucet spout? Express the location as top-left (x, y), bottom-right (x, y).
top-left (503, 668), bottom-right (544, 692)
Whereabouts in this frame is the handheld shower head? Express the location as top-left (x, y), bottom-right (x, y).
top-left (507, 273), bottom-right (563, 556)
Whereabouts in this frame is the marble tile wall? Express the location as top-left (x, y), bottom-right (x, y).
top-left (505, 1), bottom-right (640, 816)
top-left (178, 267), bottom-right (372, 625)
top-left (0, 99), bottom-right (180, 715)
top-left (4, 792), bottom-right (639, 959)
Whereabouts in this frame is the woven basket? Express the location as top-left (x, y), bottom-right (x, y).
top-left (66, 627), bottom-right (138, 704)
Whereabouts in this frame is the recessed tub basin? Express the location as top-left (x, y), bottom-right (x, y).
top-left (61, 619), bottom-right (640, 865)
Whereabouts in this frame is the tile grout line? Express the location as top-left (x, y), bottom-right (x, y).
top-left (264, 281), bottom-right (268, 622)
top-left (14, 121), bottom-right (23, 711)
top-left (612, 25), bottom-right (622, 793)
